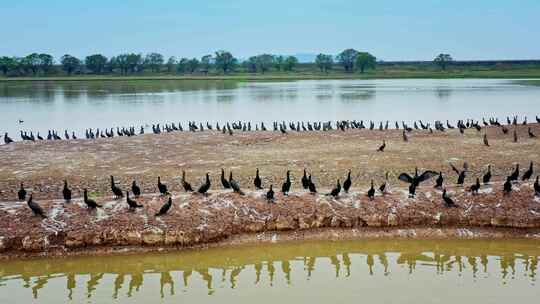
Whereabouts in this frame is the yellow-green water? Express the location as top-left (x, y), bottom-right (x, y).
top-left (0, 239), bottom-right (539, 303)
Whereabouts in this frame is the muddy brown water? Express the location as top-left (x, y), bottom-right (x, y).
top-left (0, 239), bottom-right (538, 303)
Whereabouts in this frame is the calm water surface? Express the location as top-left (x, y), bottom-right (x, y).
top-left (0, 79), bottom-right (539, 139)
top-left (0, 239), bottom-right (538, 303)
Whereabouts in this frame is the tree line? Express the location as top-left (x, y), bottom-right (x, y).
top-left (0, 49), bottom-right (459, 77)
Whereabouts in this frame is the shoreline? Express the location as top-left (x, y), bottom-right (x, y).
top-left (1, 227), bottom-right (539, 260)
top-left (1, 74), bottom-right (540, 82)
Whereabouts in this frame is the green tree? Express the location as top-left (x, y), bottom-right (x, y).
top-left (38, 54), bottom-right (54, 75)
top-left (200, 54), bottom-right (212, 75)
top-left (60, 54), bottom-right (81, 75)
top-left (144, 52), bottom-right (164, 73)
top-left (115, 54), bottom-right (130, 75)
top-left (336, 48), bottom-right (359, 72)
top-left (0, 56), bottom-right (17, 75)
top-left (355, 52), bottom-right (376, 73)
top-left (434, 53), bottom-right (453, 71)
top-left (283, 56), bottom-right (298, 72)
top-left (177, 58), bottom-right (189, 74)
top-left (255, 54), bottom-right (274, 74)
top-left (245, 56), bottom-right (258, 73)
top-left (273, 55), bottom-right (284, 71)
top-left (315, 54), bottom-right (333, 73)
top-left (21, 53), bottom-right (40, 76)
top-left (85, 54), bottom-right (108, 74)
top-left (166, 56), bottom-right (177, 73)
top-left (214, 50), bottom-right (237, 74)
top-left (187, 58), bottom-right (199, 73)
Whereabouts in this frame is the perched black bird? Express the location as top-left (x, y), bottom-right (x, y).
top-left (522, 162), bottom-right (533, 181)
top-left (434, 172), bottom-right (444, 189)
top-left (282, 170), bottom-right (291, 195)
top-left (126, 191), bottom-right (143, 209)
top-left (379, 172), bottom-right (389, 194)
top-left (503, 177), bottom-right (512, 195)
top-left (442, 189), bottom-right (457, 208)
top-left (131, 180), bottom-right (141, 197)
top-left (181, 170), bottom-right (194, 192)
top-left (155, 196), bottom-right (172, 216)
top-left (508, 164), bottom-right (520, 181)
top-left (529, 128), bottom-right (536, 138)
top-left (450, 163), bottom-right (466, 186)
top-left (513, 129), bottom-right (518, 142)
top-left (83, 189), bottom-right (101, 209)
top-left (266, 185), bottom-right (275, 202)
top-left (27, 195), bottom-right (46, 218)
top-left (483, 134), bottom-right (489, 147)
top-left (534, 176), bottom-right (540, 196)
top-left (308, 175), bottom-right (317, 194)
top-left (62, 180), bottom-right (71, 201)
top-left (110, 176), bottom-right (123, 199)
top-left (157, 176), bottom-right (169, 195)
top-left (18, 182), bottom-right (27, 201)
top-left (402, 130), bottom-right (408, 142)
top-left (398, 168), bottom-right (438, 188)
top-left (343, 170), bottom-right (352, 193)
top-left (329, 179), bottom-right (341, 197)
top-left (408, 183), bottom-right (417, 198)
top-left (197, 173), bottom-right (211, 195)
top-left (469, 178), bottom-right (481, 195)
top-left (367, 180), bottom-right (375, 200)
top-left (229, 172), bottom-right (245, 195)
top-left (254, 168), bottom-right (262, 189)
top-left (483, 165), bottom-right (492, 184)
top-left (4, 133), bottom-right (14, 144)
top-left (221, 168), bottom-right (231, 189)
top-left (377, 140), bottom-right (386, 152)
top-left (301, 169), bottom-right (309, 190)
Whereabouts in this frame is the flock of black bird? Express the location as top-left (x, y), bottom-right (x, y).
top-left (3, 115), bottom-right (540, 144)
top-left (14, 161), bottom-right (540, 219)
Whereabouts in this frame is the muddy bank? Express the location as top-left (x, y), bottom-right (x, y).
top-left (1, 183), bottom-right (539, 259)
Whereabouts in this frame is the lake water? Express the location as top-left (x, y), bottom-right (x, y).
top-left (0, 239), bottom-right (538, 303)
top-left (0, 79), bottom-right (539, 139)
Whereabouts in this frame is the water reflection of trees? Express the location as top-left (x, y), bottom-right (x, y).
top-left (1, 246), bottom-right (538, 300)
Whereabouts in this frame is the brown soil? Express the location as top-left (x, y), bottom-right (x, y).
top-left (0, 123), bottom-right (539, 258)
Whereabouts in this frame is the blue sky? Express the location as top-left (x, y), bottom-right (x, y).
top-left (0, 0), bottom-right (538, 61)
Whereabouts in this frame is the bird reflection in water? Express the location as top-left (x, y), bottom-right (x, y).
top-left (2, 244), bottom-right (539, 301)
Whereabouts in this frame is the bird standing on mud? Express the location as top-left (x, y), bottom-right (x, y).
top-left (110, 176), bottom-right (123, 199)
top-left (181, 170), bottom-right (193, 192)
top-left (508, 164), bottom-right (520, 182)
top-left (377, 140), bottom-right (386, 152)
top-left (301, 169), bottom-right (309, 190)
top-left (197, 173), bottom-right (211, 195)
top-left (343, 170), bottom-right (352, 193)
top-left (398, 168), bottom-right (438, 196)
top-left (329, 179), bottom-right (341, 197)
top-left (63, 180), bottom-right (71, 201)
top-left (157, 176), bottom-right (169, 195)
top-left (18, 182), bottom-right (27, 201)
top-left (221, 169), bottom-right (230, 189)
top-left (367, 180), bottom-right (375, 200)
top-left (266, 185), bottom-right (274, 202)
top-left (126, 191), bottom-right (143, 209)
top-left (254, 168), bottom-right (262, 190)
top-left (131, 180), bottom-right (141, 197)
top-left (434, 172), bottom-right (444, 189)
top-left (503, 177), bottom-right (512, 195)
top-left (229, 172), bottom-right (245, 195)
top-left (27, 195), bottom-right (46, 218)
top-left (442, 189), bottom-right (457, 208)
top-left (308, 175), bottom-right (317, 194)
top-left (483, 165), bottom-right (492, 184)
top-left (83, 189), bottom-right (101, 209)
top-left (469, 178), bottom-right (480, 195)
top-left (522, 162), bottom-right (533, 181)
top-left (282, 170), bottom-right (291, 195)
top-left (155, 196), bottom-right (172, 216)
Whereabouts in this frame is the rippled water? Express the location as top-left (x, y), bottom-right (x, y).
top-left (0, 239), bottom-right (538, 303)
top-left (0, 79), bottom-right (539, 139)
